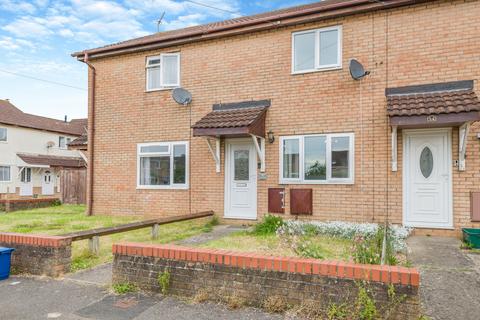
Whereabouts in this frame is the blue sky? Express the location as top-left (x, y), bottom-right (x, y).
top-left (0, 0), bottom-right (310, 120)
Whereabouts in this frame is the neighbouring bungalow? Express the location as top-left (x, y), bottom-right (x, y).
top-left (73, 0), bottom-right (480, 236)
top-left (0, 99), bottom-right (87, 204)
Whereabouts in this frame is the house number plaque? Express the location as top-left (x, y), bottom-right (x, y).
top-left (426, 115), bottom-right (437, 122)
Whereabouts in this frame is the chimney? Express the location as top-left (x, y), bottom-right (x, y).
top-left (64, 115), bottom-right (67, 122)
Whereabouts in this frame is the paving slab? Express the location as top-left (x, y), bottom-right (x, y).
top-left (177, 225), bottom-right (246, 246)
top-left (75, 293), bottom-right (157, 320)
top-left (407, 236), bottom-right (480, 320)
top-left (0, 276), bottom-right (107, 320)
top-left (0, 275), bottom-right (285, 319)
top-left (66, 263), bottom-right (112, 287)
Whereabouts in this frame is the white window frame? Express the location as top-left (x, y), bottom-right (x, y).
top-left (146, 53), bottom-right (181, 91)
top-left (137, 141), bottom-right (189, 189)
top-left (279, 133), bottom-right (354, 184)
top-left (0, 166), bottom-right (11, 182)
top-left (0, 127), bottom-right (7, 142)
top-left (59, 136), bottom-right (66, 149)
top-left (291, 25), bottom-right (342, 74)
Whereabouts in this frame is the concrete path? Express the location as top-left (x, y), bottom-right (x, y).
top-left (66, 263), bottom-right (112, 287)
top-left (177, 224), bottom-right (246, 245)
top-left (407, 236), bottom-right (480, 320)
top-left (0, 276), bottom-right (283, 320)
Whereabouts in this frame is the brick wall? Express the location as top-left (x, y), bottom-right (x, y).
top-left (0, 198), bottom-right (60, 212)
top-left (0, 233), bottom-right (71, 277)
top-left (88, 0), bottom-right (480, 232)
top-left (112, 243), bottom-right (420, 319)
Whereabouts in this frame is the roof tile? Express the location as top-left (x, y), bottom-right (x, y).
top-left (387, 90), bottom-right (480, 117)
top-left (192, 106), bottom-right (267, 129)
top-left (0, 100), bottom-right (86, 136)
top-left (17, 153), bottom-right (86, 168)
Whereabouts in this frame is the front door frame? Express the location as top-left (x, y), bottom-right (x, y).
top-left (402, 128), bottom-right (453, 229)
top-left (41, 169), bottom-right (55, 195)
top-left (224, 138), bottom-right (258, 220)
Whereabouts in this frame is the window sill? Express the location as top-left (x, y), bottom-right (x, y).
top-left (279, 180), bottom-right (354, 185)
top-left (291, 65), bottom-right (342, 75)
top-left (136, 185), bottom-right (189, 190)
top-left (145, 87), bottom-right (177, 93)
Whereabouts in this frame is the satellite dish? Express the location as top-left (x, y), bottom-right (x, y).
top-left (46, 141), bottom-right (55, 148)
top-left (349, 59), bottom-right (370, 80)
top-left (172, 87), bottom-right (192, 106)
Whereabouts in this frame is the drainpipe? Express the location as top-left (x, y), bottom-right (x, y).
top-left (82, 52), bottom-right (95, 216)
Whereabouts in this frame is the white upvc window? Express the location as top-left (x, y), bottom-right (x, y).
top-left (59, 136), bottom-right (72, 149)
top-left (279, 133), bottom-right (354, 184)
top-left (20, 167), bottom-right (31, 183)
top-left (0, 166), bottom-right (10, 182)
top-left (146, 53), bottom-right (180, 91)
top-left (137, 141), bottom-right (189, 189)
top-left (292, 25), bottom-right (342, 74)
top-left (0, 128), bottom-right (7, 142)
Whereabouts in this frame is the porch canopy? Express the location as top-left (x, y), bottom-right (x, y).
top-left (192, 99), bottom-right (270, 173)
top-left (17, 153), bottom-right (86, 168)
top-left (386, 80), bottom-right (480, 171)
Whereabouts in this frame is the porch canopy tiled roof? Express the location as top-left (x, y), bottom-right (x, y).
top-left (386, 80), bottom-right (480, 127)
top-left (17, 153), bottom-right (86, 168)
top-left (192, 100), bottom-right (270, 138)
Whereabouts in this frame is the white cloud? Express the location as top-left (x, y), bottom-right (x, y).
top-left (58, 28), bottom-right (74, 37)
top-left (2, 17), bottom-right (53, 37)
top-left (163, 13), bottom-right (208, 30)
top-left (0, 36), bottom-right (35, 50)
top-left (0, 0), bottom-right (36, 14)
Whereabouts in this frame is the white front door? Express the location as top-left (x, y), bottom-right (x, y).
top-left (19, 167), bottom-right (33, 196)
top-left (225, 140), bottom-right (257, 219)
top-left (42, 170), bottom-right (54, 195)
top-left (403, 129), bottom-right (452, 229)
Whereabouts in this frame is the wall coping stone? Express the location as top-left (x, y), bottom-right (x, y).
top-left (0, 232), bottom-right (72, 247)
top-left (113, 242), bottom-right (420, 287)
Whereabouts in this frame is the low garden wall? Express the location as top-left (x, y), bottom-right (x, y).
top-left (0, 198), bottom-right (60, 212)
top-left (0, 233), bottom-right (71, 277)
top-left (112, 243), bottom-right (421, 319)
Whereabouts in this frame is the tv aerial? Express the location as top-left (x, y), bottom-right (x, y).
top-left (172, 87), bottom-right (193, 106)
top-left (349, 59), bottom-right (370, 80)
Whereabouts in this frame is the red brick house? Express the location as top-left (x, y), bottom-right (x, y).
top-left (73, 0), bottom-right (480, 235)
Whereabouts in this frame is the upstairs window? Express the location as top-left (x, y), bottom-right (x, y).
top-left (280, 133), bottom-right (354, 184)
top-left (0, 128), bottom-right (6, 142)
top-left (137, 141), bottom-right (188, 189)
top-left (146, 53), bottom-right (180, 91)
top-left (0, 166), bottom-right (10, 182)
top-left (292, 25), bottom-right (342, 73)
top-left (59, 136), bottom-right (71, 149)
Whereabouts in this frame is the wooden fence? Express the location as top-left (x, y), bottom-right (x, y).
top-left (61, 168), bottom-right (86, 204)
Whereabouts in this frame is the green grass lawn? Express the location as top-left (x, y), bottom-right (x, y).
top-left (199, 231), bottom-right (352, 261)
top-left (0, 204), bottom-right (217, 272)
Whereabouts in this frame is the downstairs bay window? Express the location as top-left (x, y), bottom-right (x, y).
top-left (280, 133), bottom-right (354, 184)
top-left (137, 141), bottom-right (188, 189)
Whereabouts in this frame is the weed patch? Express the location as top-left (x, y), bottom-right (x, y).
top-left (158, 269), bottom-right (171, 295)
top-left (112, 282), bottom-right (137, 294)
top-left (252, 214), bottom-right (284, 235)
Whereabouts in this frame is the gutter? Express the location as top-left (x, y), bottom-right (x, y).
top-left (72, 0), bottom-right (430, 60)
top-left (81, 52), bottom-right (95, 216)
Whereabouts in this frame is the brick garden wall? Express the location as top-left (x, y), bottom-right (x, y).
top-left (87, 0), bottom-right (480, 233)
top-left (0, 233), bottom-right (71, 277)
top-left (112, 243), bottom-right (420, 319)
top-left (0, 198), bottom-right (60, 212)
